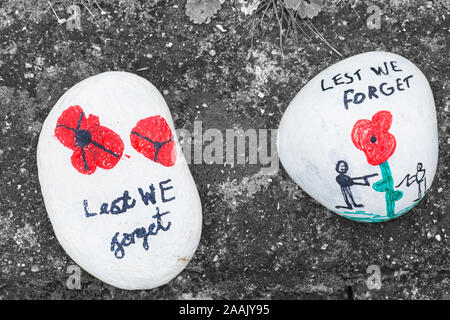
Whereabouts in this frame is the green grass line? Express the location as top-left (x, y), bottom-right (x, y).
top-left (335, 197), bottom-right (424, 223)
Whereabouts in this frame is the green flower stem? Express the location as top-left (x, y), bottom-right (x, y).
top-left (372, 161), bottom-right (403, 217)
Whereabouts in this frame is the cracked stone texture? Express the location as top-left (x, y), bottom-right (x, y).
top-left (0, 0), bottom-right (449, 299)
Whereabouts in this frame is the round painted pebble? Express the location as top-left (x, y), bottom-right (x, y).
top-left (277, 51), bottom-right (438, 222)
top-left (37, 72), bottom-right (202, 289)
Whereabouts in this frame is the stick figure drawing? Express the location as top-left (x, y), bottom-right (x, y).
top-left (335, 160), bottom-right (379, 210)
top-left (395, 162), bottom-right (426, 202)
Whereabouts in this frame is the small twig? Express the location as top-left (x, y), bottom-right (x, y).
top-left (47, 0), bottom-right (65, 23)
top-left (271, 0), bottom-right (284, 54)
top-left (92, 0), bottom-right (106, 14)
top-left (194, 4), bottom-right (267, 47)
top-left (259, 1), bottom-right (271, 28)
top-left (287, 9), bottom-right (311, 40)
top-left (340, 0), bottom-right (361, 20)
top-left (304, 19), bottom-right (343, 57)
top-left (249, 16), bottom-right (257, 54)
top-left (81, 2), bottom-right (97, 20)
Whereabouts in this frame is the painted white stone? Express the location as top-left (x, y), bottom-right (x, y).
top-left (278, 51), bottom-right (438, 222)
top-left (37, 72), bottom-right (202, 289)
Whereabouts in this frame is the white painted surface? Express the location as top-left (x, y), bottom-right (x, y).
top-left (278, 51), bottom-right (438, 222)
top-left (38, 72), bottom-right (202, 289)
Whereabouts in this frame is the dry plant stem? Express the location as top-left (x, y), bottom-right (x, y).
top-left (28, 0), bottom-right (341, 58)
top-left (304, 19), bottom-right (343, 57)
top-left (47, 0), bottom-right (63, 22)
top-left (271, 0), bottom-right (284, 54)
top-left (336, 0), bottom-right (361, 20)
top-left (22, 0), bottom-right (104, 22)
top-left (249, 17), bottom-right (257, 54)
top-left (286, 9), bottom-right (311, 40)
top-left (211, 15), bottom-right (252, 45)
top-left (259, 1), bottom-right (272, 29)
top-left (258, 0), bottom-right (342, 57)
top-left (22, 1), bottom-right (50, 20)
top-left (81, 3), bottom-right (97, 20)
top-left (285, 7), bottom-right (293, 39)
top-left (207, 4), bottom-right (267, 46)
top-left (344, 0), bottom-right (361, 20)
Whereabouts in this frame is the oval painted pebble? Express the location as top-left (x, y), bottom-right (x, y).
top-left (38, 72), bottom-right (202, 289)
top-left (278, 51), bottom-right (438, 222)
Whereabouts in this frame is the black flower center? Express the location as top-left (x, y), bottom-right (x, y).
top-left (75, 129), bottom-right (92, 147)
top-left (370, 135), bottom-right (377, 143)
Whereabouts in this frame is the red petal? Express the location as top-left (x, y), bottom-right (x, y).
top-left (154, 140), bottom-right (176, 167)
top-left (372, 110), bottom-right (392, 131)
top-left (130, 116), bottom-right (176, 167)
top-left (54, 105), bottom-right (88, 149)
top-left (351, 119), bottom-right (371, 151)
top-left (55, 105), bottom-right (124, 175)
top-left (71, 146), bottom-right (97, 175)
top-left (90, 125), bottom-right (124, 169)
top-left (85, 114), bottom-right (101, 135)
top-left (351, 111), bottom-right (396, 166)
top-left (133, 116), bottom-right (173, 141)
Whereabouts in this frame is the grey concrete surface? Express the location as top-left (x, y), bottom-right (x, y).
top-left (0, 0), bottom-right (449, 299)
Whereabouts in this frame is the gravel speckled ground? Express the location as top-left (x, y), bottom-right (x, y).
top-left (0, 0), bottom-right (449, 299)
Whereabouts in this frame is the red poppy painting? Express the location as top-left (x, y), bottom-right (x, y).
top-left (351, 110), bottom-right (396, 166)
top-left (54, 105), bottom-right (124, 175)
top-left (130, 115), bottom-right (176, 167)
top-left (351, 110), bottom-right (402, 217)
